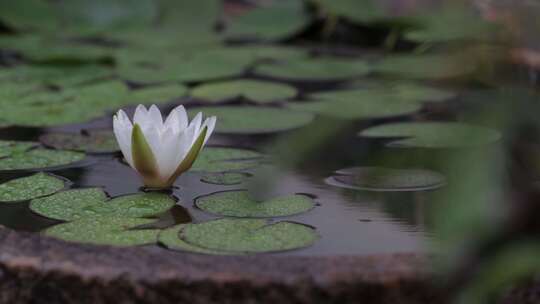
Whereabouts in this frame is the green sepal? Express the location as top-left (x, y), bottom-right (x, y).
top-left (166, 127), bottom-right (207, 185)
top-left (131, 124), bottom-right (159, 181)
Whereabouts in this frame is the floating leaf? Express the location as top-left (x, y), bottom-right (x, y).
top-left (201, 172), bottom-right (249, 185)
top-left (348, 81), bottom-right (456, 103)
top-left (373, 54), bottom-right (475, 80)
top-left (159, 224), bottom-right (225, 254)
top-left (314, 0), bottom-right (390, 23)
top-left (188, 106), bottom-right (314, 134)
top-left (30, 189), bottom-right (175, 221)
top-left (0, 149), bottom-right (85, 170)
top-left (255, 57), bottom-right (371, 81)
top-left (288, 89), bottom-right (421, 119)
top-left (192, 147), bottom-right (264, 173)
top-left (0, 173), bottom-right (65, 203)
top-left (328, 167), bottom-right (446, 192)
top-left (40, 130), bottom-right (119, 153)
top-left (359, 122), bottom-right (502, 148)
top-left (127, 83), bottom-right (188, 105)
top-left (196, 190), bottom-right (315, 218)
top-left (226, 0), bottom-right (309, 41)
top-left (45, 216), bottom-right (159, 246)
top-left (191, 79), bottom-right (297, 104)
top-left (0, 140), bottom-right (38, 158)
top-left (0, 0), bottom-right (59, 31)
top-left (181, 218), bottom-right (319, 253)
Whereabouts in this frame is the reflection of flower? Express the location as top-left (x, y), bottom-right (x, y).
top-left (113, 104), bottom-right (216, 188)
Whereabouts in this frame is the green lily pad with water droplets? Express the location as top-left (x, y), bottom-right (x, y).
top-left (373, 54), bottom-right (475, 80)
top-left (0, 140), bottom-right (38, 158)
top-left (191, 79), bottom-right (297, 104)
top-left (288, 90), bottom-right (421, 120)
top-left (45, 216), bottom-right (160, 246)
top-left (181, 218), bottom-right (319, 253)
top-left (0, 149), bottom-right (86, 170)
top-left (159, 224), bottom-right (226, 255)
top-left (225, 0), bottom-right (309, 41)
top-left (255, 57), bottom-right (371, 81)
top-left (30, 189), bottom-right (175, 221)
top-left (192, 147), bottom-right (264, 173)
top-left (40, 130), bottom-right (119, 153)
top-left (188, 106), bottom-right (314, 134)
top-left (329, 167), bottom-right (446, 192)
top-left (359, 122), bottom-right (502, 148)
top-left (196, 190), bottom-right (315, 218)
top-left (201, 172), bottom-right (249, 185)
top-left (127, 83), bottom-right (188, 105)
top-left (0, 173), bottom-right (66, 203)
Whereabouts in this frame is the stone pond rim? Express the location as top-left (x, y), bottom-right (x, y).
top-left (0, 225), bottom-right (530, 304)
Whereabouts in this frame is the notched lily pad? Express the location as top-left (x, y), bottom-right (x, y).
top-left (327, 167), bottom-right (446, 192)
top-left (192, 147), bottom-right (264, 173)
top-left (0, 173), bottom-right (66, 203)
top-left (188, 106), bottom-right (314, 134)
top-left (255, 57), bottom-right (371, 81)
top-left (190, 79), bottom-right (297, 104)
top-left (181, 218), bottom-right (319, 253)
top-left (158, 224), bottom-right (226, 255)
top-left (195, 190), bottom-right (315, 218)
top-left (45, 216), bottom-right (160, 246)
top-left (30, 188), bottom-right (175, 221)
top-left (359, 122), bottom-right (502, 148)
top-left (200, 172), bottom-right (249, 185)
top-left (0, 149), bottom-right (86, 170)
top-left (40, 130), bottom-right (119, 153)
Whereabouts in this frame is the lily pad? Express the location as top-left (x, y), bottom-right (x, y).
top-left (288, 89), bottom-right (421, 120)
top-left (359, 122), bottom-right (502, 148)
top-left (226, 0), bottom-right (309, 41)
top-left (190, 80), bottom-right (297, 104)
top-left (158, 224), bottom-right (225, 254)
top-left (181, 218), bottom-right (319, 253)
top-left (0, 140), bottom-right (38, 158)
top-left (192, 147), bottom-right (264, 173)
top-left (349, 81), bottom-right (456, 103)
top-left (0, 149), bottom-right (86, 170)
top-left (255, 57), bottom-right (371, 81)
top-left (0, 0), bottom-right (59, 31)
top-left (201, 172), bottom-right (249, 185)
top-left (373, 54), bottom-right (475, 80)
top-left (328, 167), bottom-right (446, 192)
top-left (314, 0), bottom-right (389, 23)
top-left (40, 130), bottom-right (119, 153)
top-left (30, 188), bottom-right (175, 221)
top-left (45, 216), bottom-right (160, 246)
top-left (196, 190), bottom-right (315, 218)
top-left (188, 106), bottom-right (314, 134)
top-left (0, 173), bottom-right (65, 203)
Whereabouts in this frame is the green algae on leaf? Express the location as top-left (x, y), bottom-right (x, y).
top-left (359, 122), bottom-right (502, 148)
top-left (288, 90), bottom-right (421, 120)
top-left (181, 218), bottom-right (319, 253)
top-left (0, 149), bottom-right (85, 170)
top-left (40, 130), bottom-right (119, 153)
top-left (188, 106), bottom-right (314, 134)
top-left (191, 79), bottom-right (297, 104)
top-left (225, 0), bottom-right (309, 41)
top-left (195, 190), bottom-right (315, 218)
top-left (30, 189), bottom-right (175, 221)
top-left (0, 173), bottom-right (65, 203)
top-left (329, 167), bottom-right (446, 192)
top-left (192, 147), bottom-right (264, 173)
top-left (159, 224), bottom-right (227, 255)
top-left (373, 54), bottom-right (475, 80)
top-left (45, 216), bottom-right (160, 246)
top-left (255, 57), bottom-right (371, 81)
top-left (201, 172), bottom-right (249, 185)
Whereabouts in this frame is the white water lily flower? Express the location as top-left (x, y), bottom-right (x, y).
top-left (113, 104), bottom-right (216, 188)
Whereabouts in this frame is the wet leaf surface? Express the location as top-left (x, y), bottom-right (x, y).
top-left (159, 224), bottom-right (226, 255)
top-left (40, 130), bottom-right (119, 153)
top-left (191, 79), bottom-right (297, 104)
top-left (200, 172), bottom-right (249, 185)
top-left (181, 218), bottom-right (319, 253)
top-left (0, 173), bottom-right (65, 203)
top-left (0, 149), bottom-right (86, 170)
top-left (192, 147), bottom-right (264, 173)
top-left (196, 190), bottom-right (315, 218)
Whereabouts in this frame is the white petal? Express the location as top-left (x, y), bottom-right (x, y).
top-left (164, 105), bottom-right (188, 134)
top-left (188, 112), bottom-right (203, 145)
top-left (200, 116), bottom-right (216, 146)
top-left (148, 104), bottom-right (164, 130)
top-left (173, 121), bottom-right (198, 168)
top-left (113, 112), bottom-right (134, 167)
top-left (133, 104), bottom-right (150, 128)
top-left (156, 128), bottom-right (182, 179)
top-left (140, 125), bottom-right (162, 170)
